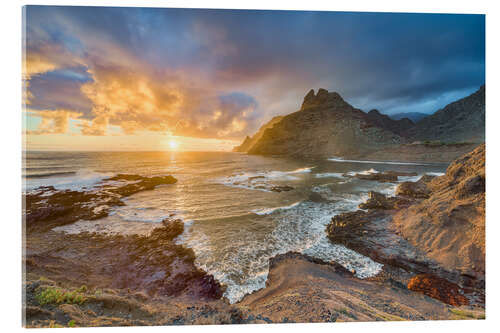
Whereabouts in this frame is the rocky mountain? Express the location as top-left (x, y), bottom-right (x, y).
top-left (408, 85), bottom-right (485, 143)
top-left (365, 109), bottom-right (414, 137)
top-left (246, 89), bottom-right (410, 158)
top-left (390, 112), bottom-right (428, 123)
top-left (235, 85), bottom-right (485, 160)
top-left (232, 115), bottom-right (284, 152)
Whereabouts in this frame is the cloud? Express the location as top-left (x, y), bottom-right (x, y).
top-left (23, 7), bottom-right (485, 139)
top-left (27, 110), bottom-right (82, 135)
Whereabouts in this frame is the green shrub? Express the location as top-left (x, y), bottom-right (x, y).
top-left (36, 287), bottom-right (87, 305)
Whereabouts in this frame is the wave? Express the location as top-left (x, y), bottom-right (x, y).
top-left (314, 172), bottom-right (344, 179)
top-left (426, 172), bottom-right (445, 176)
top-left (287, 167), bottom-right (314, 174)
top-left (25, 171), bottom-right (77, 179)
top-left (252, 201), bottom-right (302, 215)
top-left (24, 169), bottom-right (114, 192)
top-left (398, 175), bottom-right (423, 182)
top-left (217, 166), bottom-right (314, 192)
top-left (180, 200), bottom-right (383, 304)
top-left (345, 168), bottom-right (378, 176)
top-left (328, 157), bottom-right (429, 166)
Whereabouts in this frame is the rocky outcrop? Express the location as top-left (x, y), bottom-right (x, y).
top-left (393, 144), bottom-right (485, 278)
top-left (232, 116), bottom-right (284, 152)
top-left (239, 251), bottom-right (468, 323)
top-left (23, 174), bottom-right (177, 231)
top-left (407, 274), bottom-right (469, 306)
top-left (395, 175), bottom-right (435, 198)
top-left (270, 185), bottom-right (294, 192)
top-left (408, 85), bottom-right (485, 143)
top-left (247, 89), bottom-right (403, 158)
top-left (24, 218), bottom-right (232, 327)
top-left (358, 191), bottom-right (411, 210)
top-left (233, 136), bottom-right (252, 152)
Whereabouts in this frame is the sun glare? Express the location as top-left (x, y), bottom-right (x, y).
top-left (168, 139), bottom-right (179, 150)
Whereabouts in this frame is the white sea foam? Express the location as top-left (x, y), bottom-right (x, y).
top-left (252, 201), bottom-right (302, 215)
top-left (398, 175), bottom-right (423, 182)
top-left (24, 169), bottom-right (114, 192)
top-left (328, 157), bottom-right (429, 165)
top-left (426, 172), bottom-right (445, 176)
top-left (180, 198), bottom-right (384, 304)
top-left (345, 168), bottom-right (379, 176)
top-left (314, 172), bottom-right (344, 179)
top-left (217, 166), bottom-right (314, 192)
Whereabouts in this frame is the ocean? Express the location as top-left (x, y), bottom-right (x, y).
top-left (23, 151), bottom-right (447, 303)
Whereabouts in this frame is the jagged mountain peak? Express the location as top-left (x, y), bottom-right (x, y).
top-left (301, 88), bottom-right (346, 110)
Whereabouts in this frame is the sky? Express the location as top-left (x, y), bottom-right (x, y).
top-left (23, 6), bottom-right (485, 151)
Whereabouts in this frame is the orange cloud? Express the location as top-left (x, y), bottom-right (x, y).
top-left (27, 110), bottom-right (82, 135)
top-left (24, 16), bottom-right (261, 140)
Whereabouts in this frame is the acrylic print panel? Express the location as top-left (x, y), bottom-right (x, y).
top-left (22, 5), bottom-right (485, 327)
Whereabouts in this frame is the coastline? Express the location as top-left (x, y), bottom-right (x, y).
top-left (23, 147), bottom-right (485, 327)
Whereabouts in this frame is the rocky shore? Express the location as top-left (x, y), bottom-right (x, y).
top-left (325, 144), bottom-right (485, 307)
top-left (238, 145), bottom-right (485, 323)
top-left (23, 146), bottom-right (486, 326)
top-left (23, 174), bottom-right (236, 327)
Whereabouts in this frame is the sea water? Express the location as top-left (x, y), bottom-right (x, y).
top-left (24, 150), bottom-right (446, 303)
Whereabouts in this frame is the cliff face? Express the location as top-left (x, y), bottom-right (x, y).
top-left (365, 109), bottom-right (414, 137)
top-left (247, 89), bottom-right (404, 158)
top-left (232, 116), bottom-right (284, 152)
top-left (408, 85), bottom-right (485, 143)
top-left (235, 85), bottom-right (485, 160)
top-left (393, 144), bottom-right (485, 278)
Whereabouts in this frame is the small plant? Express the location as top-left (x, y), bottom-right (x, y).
top-left (76, 285), bottom-right (88, 293)
top-left (68, 320), bottom-right (76, 327)
top-left (36, 287), bottom-right (87, 305)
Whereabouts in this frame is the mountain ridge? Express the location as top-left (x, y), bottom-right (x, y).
top-left (234, 85), bottom-right (485, 160)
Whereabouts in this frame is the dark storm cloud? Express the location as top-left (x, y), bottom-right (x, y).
top-left (24, 6), bottom-right (485, 137)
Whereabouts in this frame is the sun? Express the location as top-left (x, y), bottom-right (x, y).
top-left (168, 139), bottom-right (179, 150)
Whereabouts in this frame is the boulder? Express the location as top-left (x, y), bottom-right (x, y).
top-left (353, 173), bottom-right (398, 182)
top-left (407, 274), bottom-right (469, 306)
top-left (359, 191), bottom-right (412, 210)
top-left (359, 191), bottom-right (394, 210)
top-left (326, 210), bottom-right (372, 245)
top-left (396, 175), bottom-right (435, 198)
top-left (270, 185), bottom-right (294, 192)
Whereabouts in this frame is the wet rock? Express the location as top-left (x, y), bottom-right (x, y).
top-left (359, 191), bottom-right (394, 210)
top-left (24, 187), bottom-right (123, 231)
top-left (325, 210), bottom-right (373, 245)
top-left (359, 191), bottom-right (411, 210)
top-left (347, 170), bottom-right (418, 183)
top-left (270, 185), bottom-right (294, 192)
top-left (105, 175), bottom-right (177, 197)
top-left (24, 174), bottom-right (177, 231)
top-left (407, 274), bottom-right (469, 306)
top-left (396, 176), bottom-right (434, 198)
top-left (348, 172), bottom-right (398, 182)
